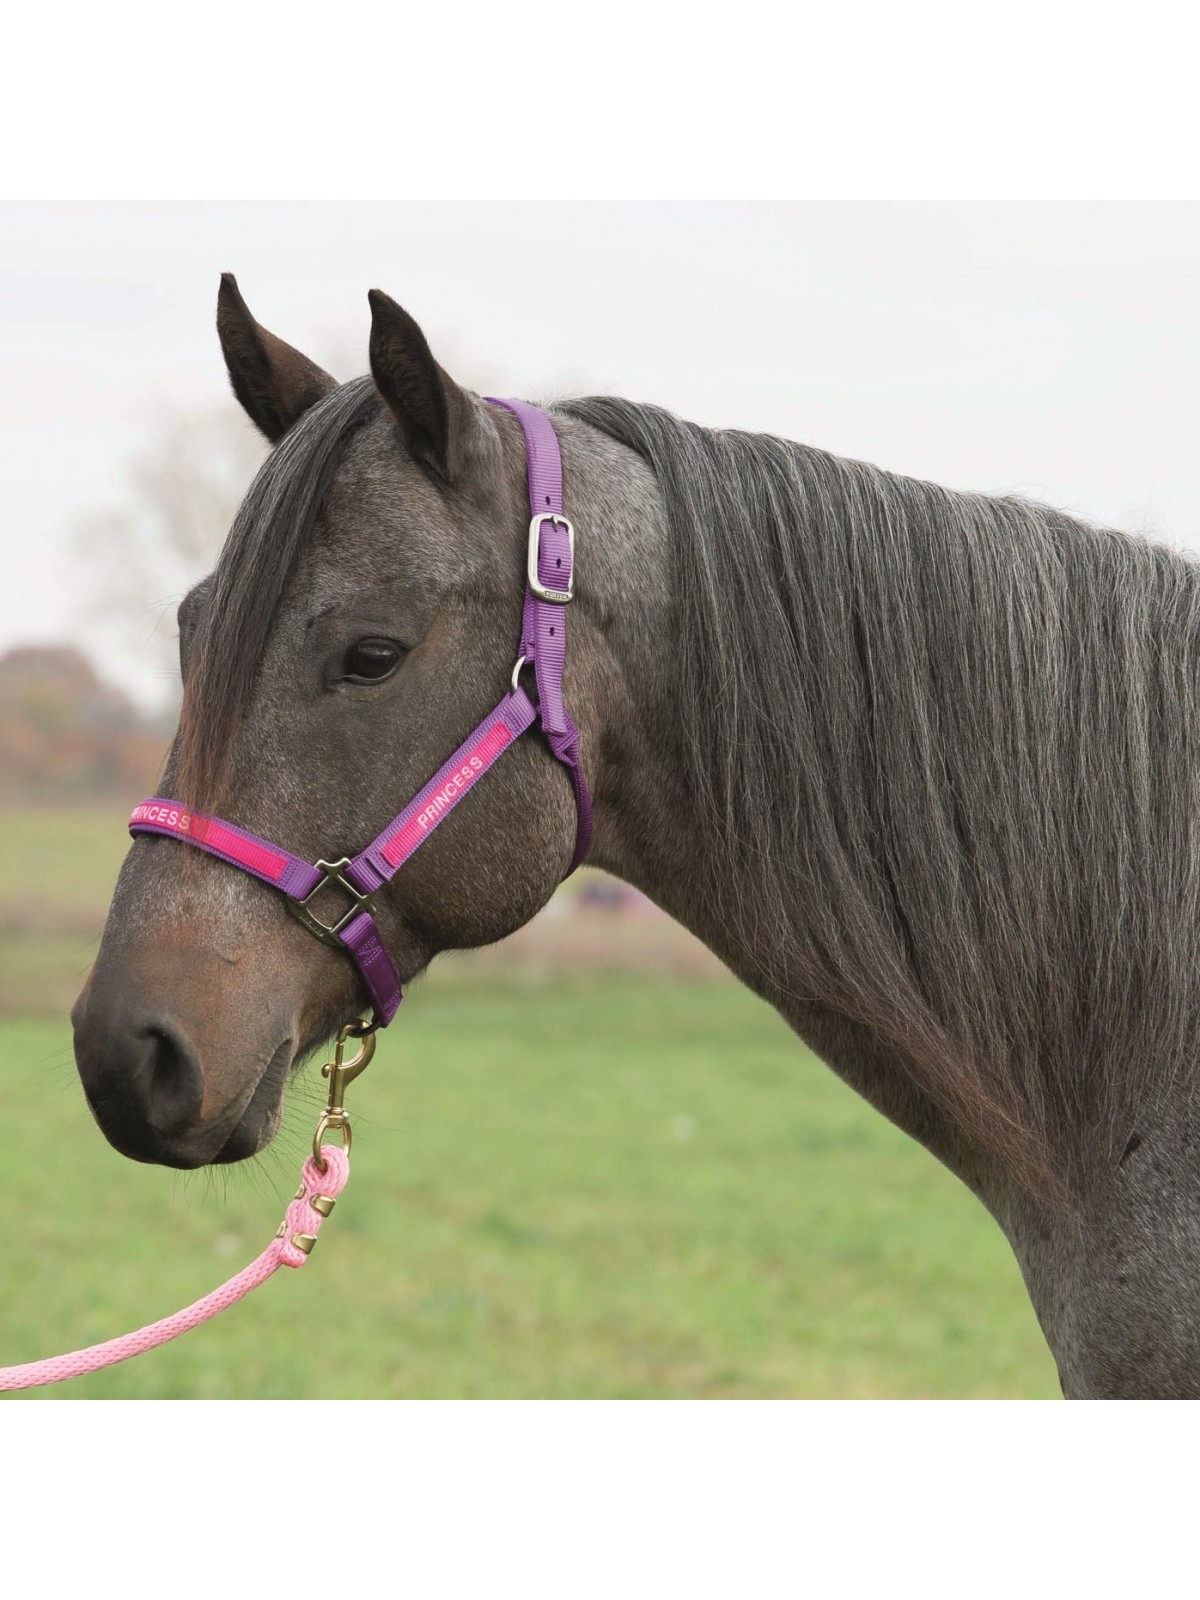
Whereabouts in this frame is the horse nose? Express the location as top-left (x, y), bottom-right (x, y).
top-left (73, 1009), bottom-right (206, 1161)
top-left (142, 1021), bottom-right (206, 1135)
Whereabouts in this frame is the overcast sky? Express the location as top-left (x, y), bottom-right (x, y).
top-left (4, 201), bottom-right (1200, 708)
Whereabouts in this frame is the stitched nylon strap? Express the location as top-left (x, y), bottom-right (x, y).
top-left (487, 395), bottom-right (593, 870)
top-left (128, 801), bottom-right (324, 900)
top-left (129, 399), bottom-right (592, 1026)
top-left (346, 688), bottom-right (537, 890)
top-left (129, 690), bottom-right (537, 1024)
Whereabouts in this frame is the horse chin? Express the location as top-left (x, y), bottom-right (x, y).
top-left (210, 1100), bottom-right (283, 1164)
top-left (207, 1039), bottom-right (291, 1165)
top-left (112, 1095), bottom-right (283, 1170)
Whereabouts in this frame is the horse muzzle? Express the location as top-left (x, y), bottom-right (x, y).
top-left (70, 949), bottom-right (295, 1169)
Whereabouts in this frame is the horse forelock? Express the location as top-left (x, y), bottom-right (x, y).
top-left (176, 377), bottom-right (381, 811)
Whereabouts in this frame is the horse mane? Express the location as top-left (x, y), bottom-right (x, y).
top-left (563, 396), bottom-right (1200, 1202)
top-left (177, 376), bottom-right (381, 807)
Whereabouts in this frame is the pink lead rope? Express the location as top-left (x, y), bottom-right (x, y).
top-left (0, 1146), bottom-right (350, 1394)
top-left (1, 1017), bottom-right (374, 1394)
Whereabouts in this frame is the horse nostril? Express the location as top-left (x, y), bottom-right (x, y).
top-left (143, 1023), bottom-right (205, 1136)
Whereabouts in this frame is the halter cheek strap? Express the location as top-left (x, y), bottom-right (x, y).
top-left (129, 399), bottom-right (592, 1027)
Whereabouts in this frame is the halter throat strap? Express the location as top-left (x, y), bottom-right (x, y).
top-left (129, 398), bottom-right (592, 1026)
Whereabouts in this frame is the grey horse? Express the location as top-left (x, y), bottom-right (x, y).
top-left (72, 276), bottom-right (1200, 1397)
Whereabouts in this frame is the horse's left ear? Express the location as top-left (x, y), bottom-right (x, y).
top-left (368, 289), bottom-right (477, 484)
top-left (217, 274), bottom-right (338, 442)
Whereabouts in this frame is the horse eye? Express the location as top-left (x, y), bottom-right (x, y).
top-left (343, 639), bottom-right (402, 683)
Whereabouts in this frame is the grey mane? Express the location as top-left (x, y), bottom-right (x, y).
top-left (564, 396), bottom-right (1200, 1201)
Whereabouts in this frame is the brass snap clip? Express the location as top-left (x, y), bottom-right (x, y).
top-left (312, 1018), bottom-right (376, 1170)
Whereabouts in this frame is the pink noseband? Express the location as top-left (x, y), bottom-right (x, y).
top-left (129, 398), bottom-right (593, 1024)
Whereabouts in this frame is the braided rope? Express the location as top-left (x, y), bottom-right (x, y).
top-left (0, 1144), bottom-right (351, 1394)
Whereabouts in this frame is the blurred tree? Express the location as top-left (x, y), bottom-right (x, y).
top-left (72, 402), bottom-right (267, 707)
top-left (0, 645), bottom-right (166, 802)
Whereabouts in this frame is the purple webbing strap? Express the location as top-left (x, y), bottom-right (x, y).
top-left (337, 912), bottom-right (403, 1020)
top-left (128, 689), bottom-right (545, 1027)
top-left (129, 399), bottom-right (592, 1028)
top-left (485, 396), bottom-right (593, 872)
top-left (347, 690), bottom-right (537, 891)
top-left (128, 802), bottom-right (323, 900)
top-left (129, 800), bottom-right (404, 1024)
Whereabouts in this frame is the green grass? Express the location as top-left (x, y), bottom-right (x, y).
top-left (1, 973), bottom-right (1060, 1399)
top-left (0, 804), bottom-right (132, 909)
top-left (0, 805), bottom-right (131, 1014)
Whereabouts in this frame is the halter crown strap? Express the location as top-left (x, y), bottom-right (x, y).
top-left (130, 399), bottom-right (591, 1027)
top-left (485, 395), bottom-right (593, 868)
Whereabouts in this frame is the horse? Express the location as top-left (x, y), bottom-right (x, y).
top-left (71, 274), bottom-right (1200, 1399)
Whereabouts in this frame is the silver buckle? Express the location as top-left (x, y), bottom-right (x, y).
top-left (527, 513), bottom-right (575, 604)
top-left (287, 857), bottom-right (378, 949)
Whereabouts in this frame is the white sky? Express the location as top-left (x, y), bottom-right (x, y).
top-left (4, 201), bottom-right (1200, 708)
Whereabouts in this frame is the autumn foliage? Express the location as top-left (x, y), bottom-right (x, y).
top-left (0, 646), bottom-right (167, 803)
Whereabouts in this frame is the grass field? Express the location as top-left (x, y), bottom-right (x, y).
top-left (1, 971), bottom-right (1061, 1400)
top-left (0, 806), bottom-right (135, 1017)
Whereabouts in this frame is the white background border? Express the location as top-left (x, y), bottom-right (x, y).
top-left (4, 2), bottom-right (1196, 1591)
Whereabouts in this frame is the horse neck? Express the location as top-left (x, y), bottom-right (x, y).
top-left (552, 413), bottom-right (726, 931)
top-left (556, 413), bottom-right (986, 1178)
top-left (554, 408), bottom-right (1200, 1396)
top-left (553, 412), bottom-right (851, 1109)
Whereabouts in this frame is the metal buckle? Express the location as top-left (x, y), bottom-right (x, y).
top-left (527, 513), bottom-right (575, 604)
top-left (287, 858), bottom-right (378, 949)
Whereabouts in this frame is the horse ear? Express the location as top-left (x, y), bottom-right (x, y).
top-left (367, 289), bottom-right (476, 483)
top-left (216, 273), bottom-right (337, 443)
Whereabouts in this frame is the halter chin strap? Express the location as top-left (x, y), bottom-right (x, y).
top-left (129, 398), bottom-right (593, 1026)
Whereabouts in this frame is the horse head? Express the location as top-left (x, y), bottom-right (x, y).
top-left (71, 277), bottom-right (636, 1167)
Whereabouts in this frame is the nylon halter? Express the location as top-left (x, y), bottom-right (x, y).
top-left (128, 397), bottom-right (593, 1026)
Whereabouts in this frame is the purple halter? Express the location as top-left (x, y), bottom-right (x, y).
top-left (129, 398), bottom-right (593, 1026)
